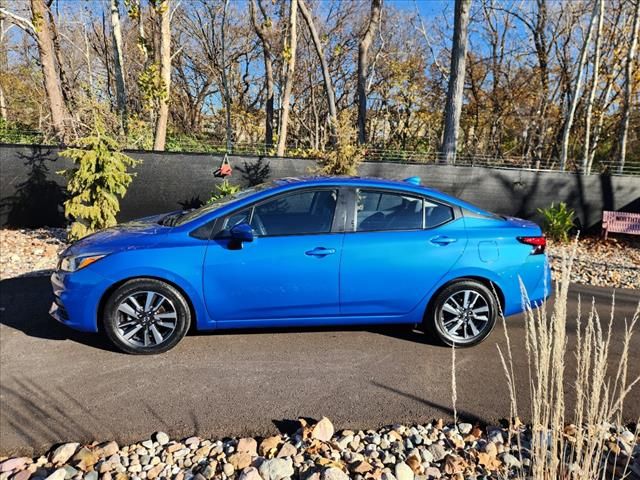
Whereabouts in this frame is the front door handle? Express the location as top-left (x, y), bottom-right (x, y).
top-left (305, 247), bottom-right (336, 257)
top-left (430, 235), bottom-right (457, 246)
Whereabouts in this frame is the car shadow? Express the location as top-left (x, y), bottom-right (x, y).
top-left (0, 275), bottom-right (118, 352)
top-left (0, 275), bottom-right (439, 352)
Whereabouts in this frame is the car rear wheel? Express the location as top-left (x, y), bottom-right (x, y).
top-left (425, 280), bottom-right (498, 347)
top-left (103, 278), bottom-right (191, 354)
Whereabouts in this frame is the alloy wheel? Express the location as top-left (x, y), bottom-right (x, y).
top-left (439, 289), bottom-right (491, 343)
top-left (115, 291), bottom-right (178, 348)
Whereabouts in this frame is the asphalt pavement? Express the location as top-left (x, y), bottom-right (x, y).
top-left (0, 275), bottom-right (638, 456)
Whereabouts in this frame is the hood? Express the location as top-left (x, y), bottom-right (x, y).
top-left (63, 213), bottom-right (171, 257)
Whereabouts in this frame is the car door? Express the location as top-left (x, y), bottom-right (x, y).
top-left (203, 187), bottom-right (345, 322)
top-left (339, 188), bottom-right (467, 317)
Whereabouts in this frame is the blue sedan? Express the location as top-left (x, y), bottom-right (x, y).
top-left (50, 176), bottom-right (551, 354)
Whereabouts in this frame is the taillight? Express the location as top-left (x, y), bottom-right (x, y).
top-left (517, 236), bottom-right (546, 255)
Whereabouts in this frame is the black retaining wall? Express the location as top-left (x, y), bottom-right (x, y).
top-left (0, 144), bottom-right (638, 229)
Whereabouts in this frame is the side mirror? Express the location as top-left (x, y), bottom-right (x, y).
top-left (229, 222), bottom-right (254, 248)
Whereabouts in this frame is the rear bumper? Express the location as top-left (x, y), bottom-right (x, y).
top-left (49, 269), bottom-right (108, 332)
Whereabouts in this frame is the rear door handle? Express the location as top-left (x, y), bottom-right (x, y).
top-left (305, 247), bottom-right (336, 257)
top-left (430, 235), bottom-right (457, 246)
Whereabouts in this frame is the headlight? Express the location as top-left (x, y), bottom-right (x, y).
top-left (60, 254), bottom-right (106, 272)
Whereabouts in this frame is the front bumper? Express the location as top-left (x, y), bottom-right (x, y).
top-left (49, 268), bottom-right (108, 332)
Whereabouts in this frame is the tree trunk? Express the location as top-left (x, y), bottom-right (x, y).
top-left (559, 0), bottom-right (599, 171)
top-left (276, 0), bottom-right (298, 157)
top-left (110, 0), bottom-right (127, 133)
top-left (440, 0), bottom-right (471, 164)
top-left (618, 0), bottom-right (640, 174)
top-left (357, 0), bottom-right (382, 144)
top-left (220, 0), bottom-right (233, 152)
top-left (250, 0), bottom-right (274, 149)
top-left (298, 0), bottom-right (338, 146)
top-left (0, 3), bottom-right (7, 121)
top-left (30, 0), bottom-right (70, 142)
top-left (153, 0), bottom-right (171, 151)
top-left (582, 0), bottom-right (604, 173)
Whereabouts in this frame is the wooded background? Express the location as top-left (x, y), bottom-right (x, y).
top-left (1, 0), bottom-right (638, 174)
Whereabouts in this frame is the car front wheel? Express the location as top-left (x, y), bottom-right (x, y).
top-left (425, 280), bottom-right (498, 347)
top-left (103, 278), bottom-right (191, 354)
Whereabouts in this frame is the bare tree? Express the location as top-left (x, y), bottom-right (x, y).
top-left (559, 0), bottom-right (599, 170)
top-left (0, 1), bottom-right (8, 121)
top-left (618, 0), bottom-right (640, 173)
top-left (357, 0), bottom-right (382, 144)
top-left (582, 0), bottom-right (604, 173)
top-left (298, 0), bottom-right (338, 145)
top-left (30, 0), bottom-right (70, 141)
top-left (153, 0), bottom-right (172, 151)
top-left (276, 0), bottom-right (298, 157)
top-left (110, 0), bottom-right (127, 133)
top-left (250, 0), bottom-right (275, 149)
top-left (440, 0), bottom-right (471, 164)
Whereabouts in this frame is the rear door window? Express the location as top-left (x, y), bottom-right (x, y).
top-left (355, 190), bottom-right (454, 232)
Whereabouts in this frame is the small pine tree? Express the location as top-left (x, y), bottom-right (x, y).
top-left (59, 128), bottom-right (140, 241)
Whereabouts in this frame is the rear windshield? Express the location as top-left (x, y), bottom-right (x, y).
top-left (175, 181), bottom-right (276, 226)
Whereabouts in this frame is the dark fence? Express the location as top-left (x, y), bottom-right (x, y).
top-left (1, 144), bottom-right (638, 230)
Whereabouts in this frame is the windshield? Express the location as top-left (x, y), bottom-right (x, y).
top-left (174, 181), bottom-right (277, 226)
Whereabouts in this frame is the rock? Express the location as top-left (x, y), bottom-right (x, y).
top-left (380, 471), bottom-right (396, 480)
top-left (311, 418), bottom-right (334, 443)
top-left (72, 448), bottom-right (99, 471)
top-left (258, 458), bottom-right (293, 480)
top-left (12, 470), bottom-right (31, 480)
top-left (201, 462), bottom-right (217, 480)
top-left (228, 453), bottom-right (252, 471)
top-left (63, 465), bottom-right (78, 479)
top-left (238, 467), bottom-right (263, 480)
top-left (501, 453), bottom-right (521, 469)
top-left (50, 444), bottom-right (80, 466)
top-left (141, 441), bottom-right (154, 450)
top-left (1, 458), bottom-right (30, 473)
top-left (394, 462), bottom-right (414, 480)
top-left (405, 455), bottom-right (421, 474)
top-left (96, 443), bottom-right (119, 459)
top-left (427, 444), bottom-right (446, 463)
top-left (486, 429), bottom-right (503, 444)
top-left (424, 467), bottom-right (440, 479)
top-left (44, 470), bottom-right (66, 480)
top-left (351, 461), bottom-right (372, 474)
top-left (237, 439), bottom-right (257, 457)
top-left (154, 433), bottom-right (169, 446)
top-left (457, 424), bottom-right (472, 435)
top-left (276, 443), bottom-right (297, 459)
top-left (222, 463), bottom-right (234, 477)
top-left (185, 437), bottom-right (200, 449)
top-left (420, 449), bottom-right (433, 464)
top-left (483, 442), bottom-right (498, 458)
top-left (259, 437), bottom-right (281, 457)
top-left (320, 467), bottom-right (348, 480)
top-left (85, 472), bottom-right (98, 480)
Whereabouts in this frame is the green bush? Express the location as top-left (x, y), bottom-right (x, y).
top-left (59, 128), bottom-right (140, 242)
top-left (537, 202), bottom-right (575, 242)
top-left (209, 179), bottom-right (241, 203)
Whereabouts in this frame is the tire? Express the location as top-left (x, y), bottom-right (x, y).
top-left (103, 278), bottom-right (191, 354)
top-left (424, 279), bottom-right (498, 347)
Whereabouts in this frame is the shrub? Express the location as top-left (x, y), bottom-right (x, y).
top-left (209, 179), bottom-right (241, 203)
top-left (537, 202), bottom-right (575, 242)
top-left (59, 129), bottom-right (139, 241)
top-left (496, 242), bottom-right (639, 480)
top-left (316, 110), bottom-right (364, 176)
